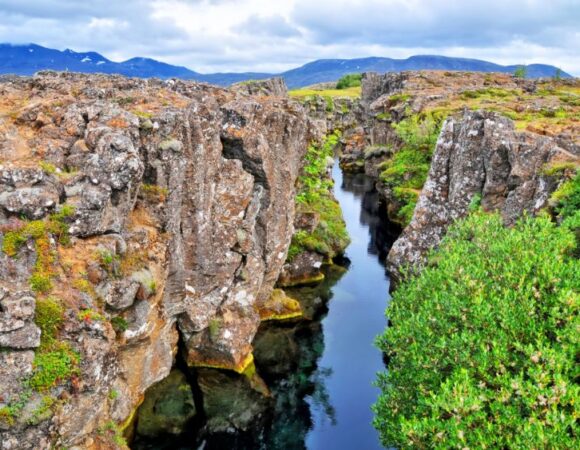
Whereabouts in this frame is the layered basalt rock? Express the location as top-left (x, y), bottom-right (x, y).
top-left (0, 72), bottom-right (309, 448)
top-left (387, 109), bottom-right (579, 280)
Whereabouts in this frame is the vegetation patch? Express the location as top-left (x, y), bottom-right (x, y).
top-left (2, 205), bottom-right (75, 293)
top-left (336, 73), bottom-right (362, 89)
top-left (289, 86), bottom-right (361, 100)
top-left (30, 296), bottom-right (80, 392)
top-left (374, 211), bottom-right (579, 449)
top-left (288, 131), bottom-right (350, 261)
top-left (139, 183), bottom-right (169, 203)
top-left (379, 112), bottom-right (443, 225)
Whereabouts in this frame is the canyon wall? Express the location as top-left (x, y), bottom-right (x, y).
top-left (387, 109), bottom-right (579, 279)
top-left (0, 72), bottom-right (310, 449)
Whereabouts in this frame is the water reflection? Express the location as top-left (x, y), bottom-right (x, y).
top-left (132, 168), bottom-right (398, 450)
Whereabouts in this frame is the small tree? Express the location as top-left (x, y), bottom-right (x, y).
top-left (514, 65), bottom-right (527, 79)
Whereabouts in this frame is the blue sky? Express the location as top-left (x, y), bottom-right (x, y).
top-left (0, 0), bottom-right (578, 74)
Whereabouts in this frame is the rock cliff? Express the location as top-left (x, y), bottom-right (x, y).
top-left (387, 109), bottom-right (579, 280)
top-left (0, 72), bottom-right (310, 448)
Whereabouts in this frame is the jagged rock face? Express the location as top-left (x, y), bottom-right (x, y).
top-left (0, 72), bottom-right (309, 448)
top-left (387, 110), bottom-right (579, 280)
top-left (231, 77), bottom-right (288, 97)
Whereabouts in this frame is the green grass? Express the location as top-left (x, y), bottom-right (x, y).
top-left (374, 211), bottom-right (579, 449)
top-left (289, 86), bottom-right (362, 99)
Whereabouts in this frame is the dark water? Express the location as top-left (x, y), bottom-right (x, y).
top-left (301, 165), bottom-right (396, 450)
top-left (132, 166), bottom-right (399, 450)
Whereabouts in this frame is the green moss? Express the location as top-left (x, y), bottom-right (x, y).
top-left (29, 273), bottom-right (52, 293)
top-left (379, 112), bottom-right (443, 225)
top-left (140, 184), bottom-right (169, 203)
top-left (324, 95), bottom-right (334, 112)
top-left (35, 297), bottom-right (64, 349)
top-left (30, 297), bottom-right (80, 394)
top-left (374, 212), bottom-right (579, 449)
top-left (289, 131), bottom-right (350, 261)
top-left (27, 395), bottom-right (57, 425)
top-left (542, 162), bottom-right (578, 177)
top-left (376, 112), bottom-right (392, 121)
top-left (388, 93), bottom-right (411, 104)
top-left (2, 206), bottom-right (74, 296)
top-left (208, 318), bottom-right (221, 342)
top-left (0, 407), bottom-right (15, 426)
top-left (29, 342), bottom-right (80, 392)
top-left (78, 309), bottom-right (105, 323)
top-left (550, 170), bottom-right (580, 222)
top-left (39, 161), bottom-right (57, 174)
top-left (99, 420), bottom-right (127, 447)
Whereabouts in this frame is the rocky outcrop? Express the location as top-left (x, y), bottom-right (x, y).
top-left (387, 109), bottom-right (579, 280)
top-left (0, 72), bottom-right (310, 448)
top-left (231, 77), bottom-right (288, 97)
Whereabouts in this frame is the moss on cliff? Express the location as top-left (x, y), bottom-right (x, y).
top-left (288, 131), bottom-right (350, 262)
top-left (378, 112), bottom-right (443, 226)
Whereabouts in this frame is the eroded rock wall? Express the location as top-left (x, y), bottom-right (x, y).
top-left (0, 72), bottom-right (309, 449)
top-left (387, 109), bottom-right (579, 280)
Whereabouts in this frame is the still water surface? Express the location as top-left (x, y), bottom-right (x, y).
top-left (302, 165), bottom-right (395, 450)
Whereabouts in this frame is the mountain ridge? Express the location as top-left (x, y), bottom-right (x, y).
top-left (0, 43), bottom-right (572, 88)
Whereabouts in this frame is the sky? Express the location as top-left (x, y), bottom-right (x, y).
top-left (0, 0), bottom-right (578, 75)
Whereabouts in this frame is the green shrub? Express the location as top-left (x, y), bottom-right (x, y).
top-left (111, 316), bottom-right (129, 333)
top-left (514, 65), bottom-right (528, 79)
top-left (374, 212), bottom-right (579, 449)
top-left (551, 171), bottom-right (580, 222)
top-left (336, 73), bottom-right (362, 89)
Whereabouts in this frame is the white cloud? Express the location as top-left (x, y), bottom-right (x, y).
top-left (0, 0), bottom-right (578, 74)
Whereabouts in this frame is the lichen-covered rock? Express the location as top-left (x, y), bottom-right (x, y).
top-left (387, 110), bottom-right (579, 281)
top-left (0, 71), bottom-right (310, 449)
top-left (231, 77), bottom-right (288, 97)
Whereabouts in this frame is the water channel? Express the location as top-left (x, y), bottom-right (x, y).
top-left (132, 165), bottom-right (400, 450)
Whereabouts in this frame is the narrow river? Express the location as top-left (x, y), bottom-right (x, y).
top-left (132, 165), bottom-right (400, 449)
top-left (301, 164), bottom-right (396, 450)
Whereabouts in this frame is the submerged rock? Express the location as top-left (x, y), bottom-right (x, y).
top-left (196, 368), bottom-right (271, 434)
top-left (135, 370), bottom-right (196, 437)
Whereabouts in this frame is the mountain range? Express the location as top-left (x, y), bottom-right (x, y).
top-left (0, 43), bottom-right (572, 89)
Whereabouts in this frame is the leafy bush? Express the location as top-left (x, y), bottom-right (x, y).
top-left (374, 212), bottom-right (579, 449)
top-left (336, 73), bottom-right (362, 89)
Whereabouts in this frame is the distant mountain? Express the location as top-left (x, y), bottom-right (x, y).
top-left (0, 43), bottom-right (198, 78)
top-left (0, 44), bottom-right (572, 89)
